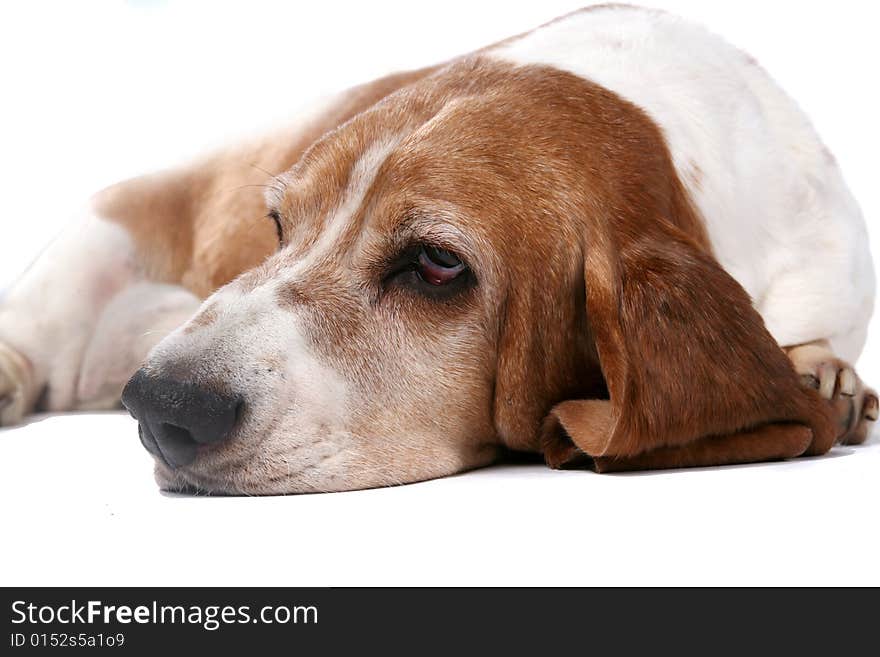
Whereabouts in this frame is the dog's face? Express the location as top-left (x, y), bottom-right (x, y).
top-left (128, 59), bottom-right (831, 493)
top-left (132, 62), bottom-right (605, 494)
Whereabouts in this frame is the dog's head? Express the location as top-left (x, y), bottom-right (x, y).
top-left (123, 59), bottom-right (830, 494)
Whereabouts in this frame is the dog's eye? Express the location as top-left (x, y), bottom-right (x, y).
top-left (416, 246), bottom-right (466, 285)
top-left (266, 209), bottom-right (284, 246)
top-left (383, 243), bottom-right (473, 299)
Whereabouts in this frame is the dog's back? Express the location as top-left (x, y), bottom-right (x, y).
top-left (490, 5), bottom-right (874, 361)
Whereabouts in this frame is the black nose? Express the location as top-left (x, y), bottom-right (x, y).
top-left (121, 369), bottom-right (244, 469)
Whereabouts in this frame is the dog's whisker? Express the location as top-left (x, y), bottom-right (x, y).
top-left (227, 183), bottom-right (275, 193)
top-left (248, 162), bottom-right (283, 179)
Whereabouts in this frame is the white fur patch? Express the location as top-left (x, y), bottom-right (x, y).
top-left (78, 282), bottom-right (201, 408)
top-left (158, 276), bottom-right (351, 452)
top-left (0, 207), bottom-right (136, 410)
top-left (489, 5), bottom-right (874, 361)
top-left (284, 136), bottom-right (402, 277)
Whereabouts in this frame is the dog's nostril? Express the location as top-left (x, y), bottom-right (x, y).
top-left (233, 399), bottom-right (245, 425)
top-left (122, 368), bottom-right (244, 470)
top-left (153, 422), bottom-right (199, 469)
top-left (161, 423), bottom-right (194, 443)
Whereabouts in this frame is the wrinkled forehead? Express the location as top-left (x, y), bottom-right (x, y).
top-left (264, 124), bottom-right (399, 255)
top-left (261, 64), bottom-right (589, 282)
top-left (262, 107), bottom-right (489, 266)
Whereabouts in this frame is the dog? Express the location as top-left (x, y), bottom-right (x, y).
top-left (0, 5), bottom-right (875, 494)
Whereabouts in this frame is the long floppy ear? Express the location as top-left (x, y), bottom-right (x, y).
top-left (540, 221), bottom-right (836, 472)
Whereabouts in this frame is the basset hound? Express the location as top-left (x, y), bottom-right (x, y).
top-left (0, 5), bottom-right (875, 493)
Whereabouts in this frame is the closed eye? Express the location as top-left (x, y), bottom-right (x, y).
top-left (266, 209), bottom-right (284, 247)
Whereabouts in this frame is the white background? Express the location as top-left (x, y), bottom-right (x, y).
top-left (0, 0), bottom-right (878, 586)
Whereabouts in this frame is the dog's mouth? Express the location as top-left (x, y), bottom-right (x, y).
top-left (158, 481), bottom-right (219, 497)
top-left (153, 462), bottom-right (249, 496)
top-left (139, 422), bottom-right (249, 472)
top-left (148, 438), bottom-right (272, 495)
top-left (150, 445), bottom-right (335, 497)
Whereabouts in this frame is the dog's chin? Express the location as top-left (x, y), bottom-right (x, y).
top-left (150, 441), bottom-right (501, 496)
top-left (151, 459), bottom-right (356, 496)
top-left (152, 463), bottom-right (282, 497)
top-left (154, 464), bottom-right (234, 496)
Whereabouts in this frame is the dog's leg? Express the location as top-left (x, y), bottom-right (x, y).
top-left (784, 340), bottom-right (878, 445)
top-left (75, 282), bottom-right (201, 410)
top-left (0, 202), bottom-right (200, 425)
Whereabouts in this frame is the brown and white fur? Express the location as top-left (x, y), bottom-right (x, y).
top-left (0, 5), bottom-right (875, 493)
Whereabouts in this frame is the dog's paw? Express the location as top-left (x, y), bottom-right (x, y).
top-left (0, 341), bottom-right (36, 427)
top-left (834, 383), bottom-right (879, 446)
top-left (787, 342), bottom-right (877, 445)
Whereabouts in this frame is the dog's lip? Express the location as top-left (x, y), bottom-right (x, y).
top-left (151, 451), bottom-right (247, 495)
top-left (139, 416), bottom-right (258, 472)
top-left (153, 460), bottom-right (211, 494)
top-left (154, 467), bottom-right (247, 497)
top-left (146, 410), bottom-right (282, 494)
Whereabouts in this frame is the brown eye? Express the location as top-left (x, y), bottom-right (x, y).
top-left (417, 246), bottom-right (466, 285)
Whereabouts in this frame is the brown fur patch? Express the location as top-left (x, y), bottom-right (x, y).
top-left (275, 281), bottom-right (312, 309)
top-left (182, 301), bottom-right (219, 334)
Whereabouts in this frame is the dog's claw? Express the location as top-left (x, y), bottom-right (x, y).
top-left (0, 341), bottom-right (34, 427)
top-left (865, 395), bottom-right (879, 422)
top-left (839, 367), bottom-right (857, 397)
top-left (818, 364), bottom-right (837, 399)
top-left (787, 342), bottom-right (875, 446)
